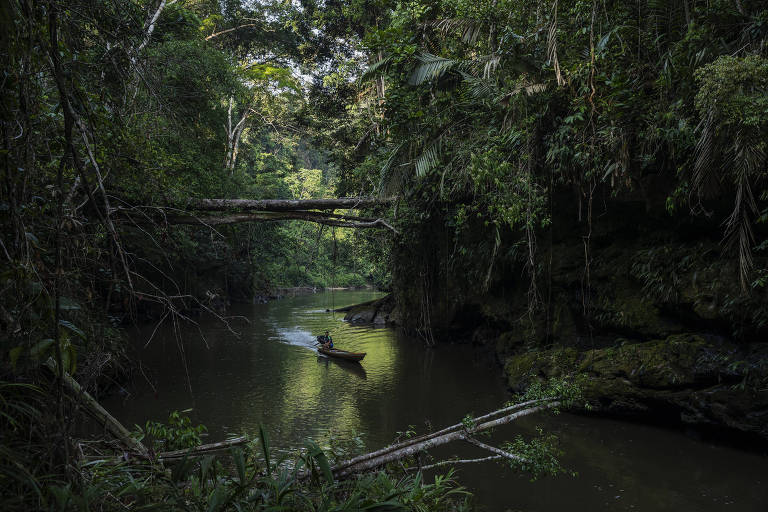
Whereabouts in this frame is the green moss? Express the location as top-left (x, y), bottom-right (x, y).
top-left (503, 346), bottom-right (579, 391)
top-left (504, 334), bottom-right (721, 401)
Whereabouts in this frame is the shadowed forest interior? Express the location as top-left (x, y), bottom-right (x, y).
top-left (2, 0), bottom-right (768, 510)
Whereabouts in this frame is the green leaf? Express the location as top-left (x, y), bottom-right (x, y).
top-left (29, 339), bottom-right (54, 361)
top-left (206, 485), bottom-right (227, 512)
top-left (200, 455), bottom-right (215, 486)
top-left (231, 446), bottom-right (246, 484)
top-left (64, 342), bottom-right (77, 374)
top-left (362, 501), bottom-right (407, 511)
top-left (259, 424), bottom-right (271, 476)
top-left (59, 320), bottom-right (86, 340)
top-left (304, 439), bottom-right (333, 483)
top-left (171, 454), bottom-right (196, 483)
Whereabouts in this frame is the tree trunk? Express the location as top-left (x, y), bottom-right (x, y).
top-left (46, 362), bottom-right (149, 458)
top-left (330, 400), bottom-right (560, 479)
top-left (187, 197), bottom-right (394, 211)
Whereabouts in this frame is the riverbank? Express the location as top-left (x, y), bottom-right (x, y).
top-left (340, 294), bottom-right (768, 448)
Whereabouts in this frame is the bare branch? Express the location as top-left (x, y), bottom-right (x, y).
top-left (463, 436), bottom-right (527, 464)
top-left (408, 455), bottom-right (504, 472)
top-left (205, 24), bottom-right (261, 41)
top-left (157, 436), bottom-right (247, 461)
top-left (136, 0), bottom-right (177, 56)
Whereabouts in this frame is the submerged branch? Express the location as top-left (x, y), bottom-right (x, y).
top-left (157, 436), bottom-right (248, 461)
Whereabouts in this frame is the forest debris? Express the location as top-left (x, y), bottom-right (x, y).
top-left (157, 436), bottom-right (248, 461)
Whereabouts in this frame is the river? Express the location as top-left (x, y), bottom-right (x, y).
top-left (105, 290), bottom-right (768, 511)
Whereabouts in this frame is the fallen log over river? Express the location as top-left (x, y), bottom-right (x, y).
top-left (111, 197), bottom-right (400, 232)
top-left (329, 398), bottom-right (560, 479)
top-left (187, 197), bottom-right (395, 212)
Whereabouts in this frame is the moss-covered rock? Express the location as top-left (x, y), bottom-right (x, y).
top-left (502, 334), bottom-right (768, 440)
top-left (504, 346), bottom-right (580, 392)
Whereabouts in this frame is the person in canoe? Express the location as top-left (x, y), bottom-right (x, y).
top-left (318, 330), bottom-right (333, 349)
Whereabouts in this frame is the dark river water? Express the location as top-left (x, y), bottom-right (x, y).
top-left (105, 290), bottom-right (768, 511)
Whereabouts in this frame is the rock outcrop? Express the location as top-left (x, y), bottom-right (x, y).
top-left (338, 294), bottom-right (399, 325)
top-left (503, 334), bottom-right (768, 441)
top-left (387, 187), bottom-right (768, 442)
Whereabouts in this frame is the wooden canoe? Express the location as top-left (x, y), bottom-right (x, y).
top-left (317, 347), bottom-right (366, 362)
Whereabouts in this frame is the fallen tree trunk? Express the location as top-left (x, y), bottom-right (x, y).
top-left (330, 397), bottom-right (556, 476)
top-left (83, 436), bottom-right (249, 464)
top-left (157, 436), bottom-right (247, 461)
top-left (113, 205), bottom-right (400, 233)
top-left (44, 362), bottom-right (149, 458)
top-left (153, 212), bottom-right (399, 233)
top-left (330, 399), bottom-right (560, 479)
top-left (188, 197), bottom-right (395, 212)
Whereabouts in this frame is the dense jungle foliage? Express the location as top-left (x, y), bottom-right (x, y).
top-left (334, 0), bottom-right (768, 333)
top-left (2, 0), bottom-right (768, 509)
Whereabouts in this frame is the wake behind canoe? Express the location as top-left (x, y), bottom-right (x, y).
top-left (317, 347), bottom-right (366, 362)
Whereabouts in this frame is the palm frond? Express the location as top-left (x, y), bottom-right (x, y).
top-left (415, 143), bottom-right (441, 177)
top-left (499, 82), bottom-right (547, 106)
top-left (482, 53), bottom-right (501, 79)
top-left (461, 72), bottom-right (497, 100)
top-left (433, 18), bottom-right (487, 45)
top-left (361, 54), bottom-right (393, 81)
top-left (381, 142), bottom-right (404, 175)
top-left (408, 53), bottom-right (461, 85)
top-left (722, 130), bottom-right (764, 291)
top-left (692, 110), bottom-right (719, 199)
top-left (547, 0), bottom-right (565, 86)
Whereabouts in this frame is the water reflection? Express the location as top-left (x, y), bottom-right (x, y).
top-left (317, 356), bottom-right (367, 380)
top-left (104, 290), bottom-right (768, 512)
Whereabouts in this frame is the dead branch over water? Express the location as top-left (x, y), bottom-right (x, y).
top-left (112, 197), bottom-right (400, 233)
top-left (330, 399), bottom-right (560, 478)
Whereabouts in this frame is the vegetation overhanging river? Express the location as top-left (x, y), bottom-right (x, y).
top-left (106, 290), bottom-right (768, 511)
